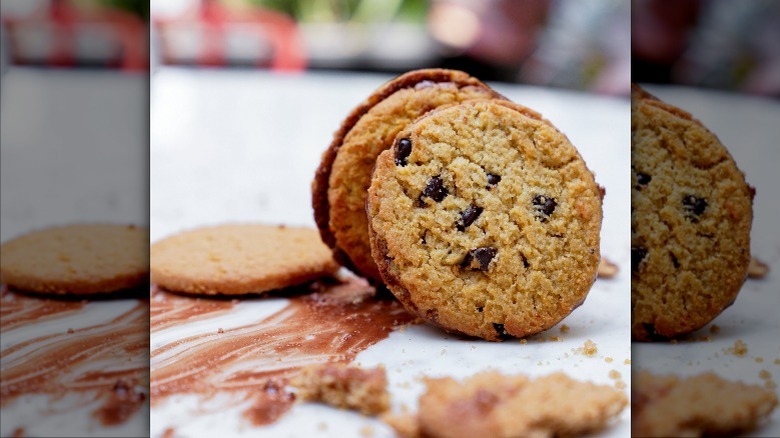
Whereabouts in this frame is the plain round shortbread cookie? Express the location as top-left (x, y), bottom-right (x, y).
top-left (150, 224), bottom-right (339, 295)
top-left (631, 85), bottom-right (752, 341)
top-left (367, 100), bottom-right (602, 341)
top-left (313, 68), bottom-right (504, 282)
top-left (0, 223), bottom-right (149, 294)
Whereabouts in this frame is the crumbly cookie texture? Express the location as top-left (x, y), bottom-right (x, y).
top-left (0, 223), bottom-right (149, 294)
top-left (631, 85), bottom-right (753, 341)
top-left (383, 371), bottom-right (626, 438)
top-left (291, 364), bottom-right (390, 415)
top-left (632, 371), bottom-right (777, 437)
top-left (367, 99), bottom-right (602, 340)
top-left (313, 68), bottom-right (503, 282)
top-left (150, 224), bottom-right (338, 295)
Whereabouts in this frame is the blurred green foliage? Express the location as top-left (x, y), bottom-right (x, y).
top-left (97, 0), bottom-right (149, 20)
top-left (249, 0), bottom-right (428, 23)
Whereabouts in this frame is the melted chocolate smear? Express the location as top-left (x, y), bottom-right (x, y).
top-left (150, 277), bottom-right (416, 424)
top-left (0, 285), bottom-right (149, 425)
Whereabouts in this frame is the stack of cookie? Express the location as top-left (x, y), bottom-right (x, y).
top-left (313, 69), bottom-right (603, 341)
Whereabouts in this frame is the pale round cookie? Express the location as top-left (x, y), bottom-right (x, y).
top-left (150, 224), bottom-right (339, 295)
top-left (367, 100), bottom-right (602, 341)
top-left (0, 223), bottom-right (149, 295)
top-left (631, 85), bottom-right (753, 341)
top-left (313, 69), bottom-right (504, 282)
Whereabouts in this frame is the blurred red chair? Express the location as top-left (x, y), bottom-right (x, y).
top-left (153, 0), bottom-right (306, 71)
top-left (2, 0), bottom-right (147, 71)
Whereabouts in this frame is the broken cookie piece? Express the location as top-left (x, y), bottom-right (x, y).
top-left (632, 371), bottom-right (778, 437)
top-left (383, 371), bottom-right (626, 438)
top-left (291, 364), bottom-right (390, 416)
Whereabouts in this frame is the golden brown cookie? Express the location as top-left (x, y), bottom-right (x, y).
top-left (384, 371), bottom-right (627, 438)
top-left (631, 85), bottom-right (753, 340)
top-left (367, 100), bottom-right (602, 340)
top-left (150, 224), bottom-right (338, 295)
top-left (632, 371), bottom-right (777, 437)
top-left (312, 69), bottom-right (504, 282)
top-left (0, 223), bottom-right (149, 295)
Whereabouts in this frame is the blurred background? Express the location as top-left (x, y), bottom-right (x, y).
top-left (0, 0), bottom-right (632, 94)
top-left (633, 0), bottom-right (780, 95)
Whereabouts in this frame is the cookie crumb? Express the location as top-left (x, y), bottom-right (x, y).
top-left (519, 339), bottom-right (528, 345)
top-left (724, 339), bottom-right (748, 357)
top-left (577, 340), bottom-right (598, 356)
top-left (756, 357), bottom-right (764, 363)
top-left (605, 357), bottom-right (614, 363)
top-left (615, 380), bottom-right (627, 389)
top-left (624, 359), bottom-right (631, 365)
top-left (609, 370), bottom-right (622, 379)
top-left (759, 370), bottom-right (772, 380)
top-left (747, 257), bottom-right (769, 279)
top-left (709, 325), bottom-right (720, 334)
top-left (318, 422), bottom-right (328, 431)
top-left (548, 336), bottom-right (562, 342)
top-left (597, 258), bottom-right (619, 278)
top-left (290, 364), bottom-right (389, 415)
top-left (359, 425), bottom-right (375, 437)
top-left (559, 324), bottom-right (570, 333)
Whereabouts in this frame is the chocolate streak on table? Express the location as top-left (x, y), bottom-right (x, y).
top-left (150, 277), bottom-right (416, 425)
top-left (0, 286), bottom-right (149, 426)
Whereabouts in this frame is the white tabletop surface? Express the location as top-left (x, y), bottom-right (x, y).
top-left (150, 68), bottom-right (632, 438)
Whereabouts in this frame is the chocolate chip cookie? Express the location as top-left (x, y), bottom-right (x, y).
top-left (312, 69), bottom-right (504, 282)
top-left (367, 100), bottom-right (602, 341)
top-left (631, 85), bottom-right (753, 341)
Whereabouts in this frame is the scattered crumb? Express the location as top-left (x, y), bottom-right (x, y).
top-left (724, 340), bottom-right (748, 357)
top-left (747, 257), bottom-right (769, 279)
top-left (162, 428), bottom-right (175, 438)
top-left (624, 359), bottom-right (631, 365)
top-left (560, 324), bottom-right (570, 333)
top-left (519, 339), bottom-right (528, 345)
top-left (755, 357), bottom-right (764, 363)
top-left (609, 370), bottom-right (622, 380)
top-left (548, 336), bottom-right (562, 342)
top-left (576, 340), bottom-right (598, 356)
top-left (597, 257), bottom-right (619, 279)
top-left (318, 422), bottom-right (328, 431)
top-left (759, 370), bottom-right (772, 380)
top-left (710, 325), bottom-right (720, 335)
top-left (290, 364), bottom-right (390, 415)
top-left (217, 328), bottom-right (224, 334)
top-left (615, 381), bottom-right (626, 389)
top-left (605, 357), bottom-right (614, 363)
top-left (360, 425), bottom-right (375, 437)
top-left (670, 339), bottom-right (678, 344)
top-left (384, 371), bottom-right (626, 438)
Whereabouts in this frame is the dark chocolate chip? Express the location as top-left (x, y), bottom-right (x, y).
top-left (492, 323), bottom-right (509, 337)
top-left (486, 173), bottom-right (501, 187)
top-left (642, 322), bottom-right (657, 338)
top-left (682, 195), bottom-right (707, 220)
top-left (670, 253), bottom-right (679, 269)
top-left (631, 247), bottom-right (647, 273)
top-left (532, 195), bottom-right (557, 220)
top-left (476, 306), bottom-right (484, 313)
top-left (521, 254), bottom-right (529, 268)
top-left (395, 138), bottom-right (412, 166)
top-left (461, 247), bottom-right (497, 271)
top-left (457, 205), bottom-right (483, 231)
top-left (422, 176), bottom-right (448, 202)
top-left (636, 172), bottom-right (652, 186)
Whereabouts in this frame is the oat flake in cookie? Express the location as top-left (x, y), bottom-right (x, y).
top-left (312, 69), bottom-right (504, 282)
top-left (367, 100), bottom-right (602, 341)
top-left (631, 85), bottom-right (753, 341)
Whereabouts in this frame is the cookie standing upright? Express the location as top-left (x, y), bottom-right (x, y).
top-left (151, 224), bottom-right (339, 295)
top-left (0, 223), bottom-right (149, 295)
top-left (631, 85), bottom-right (753, 341)
top-left (313, 69), bottom-right (504, 282)
top-left (367, 100), bottom-right (602, 341)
